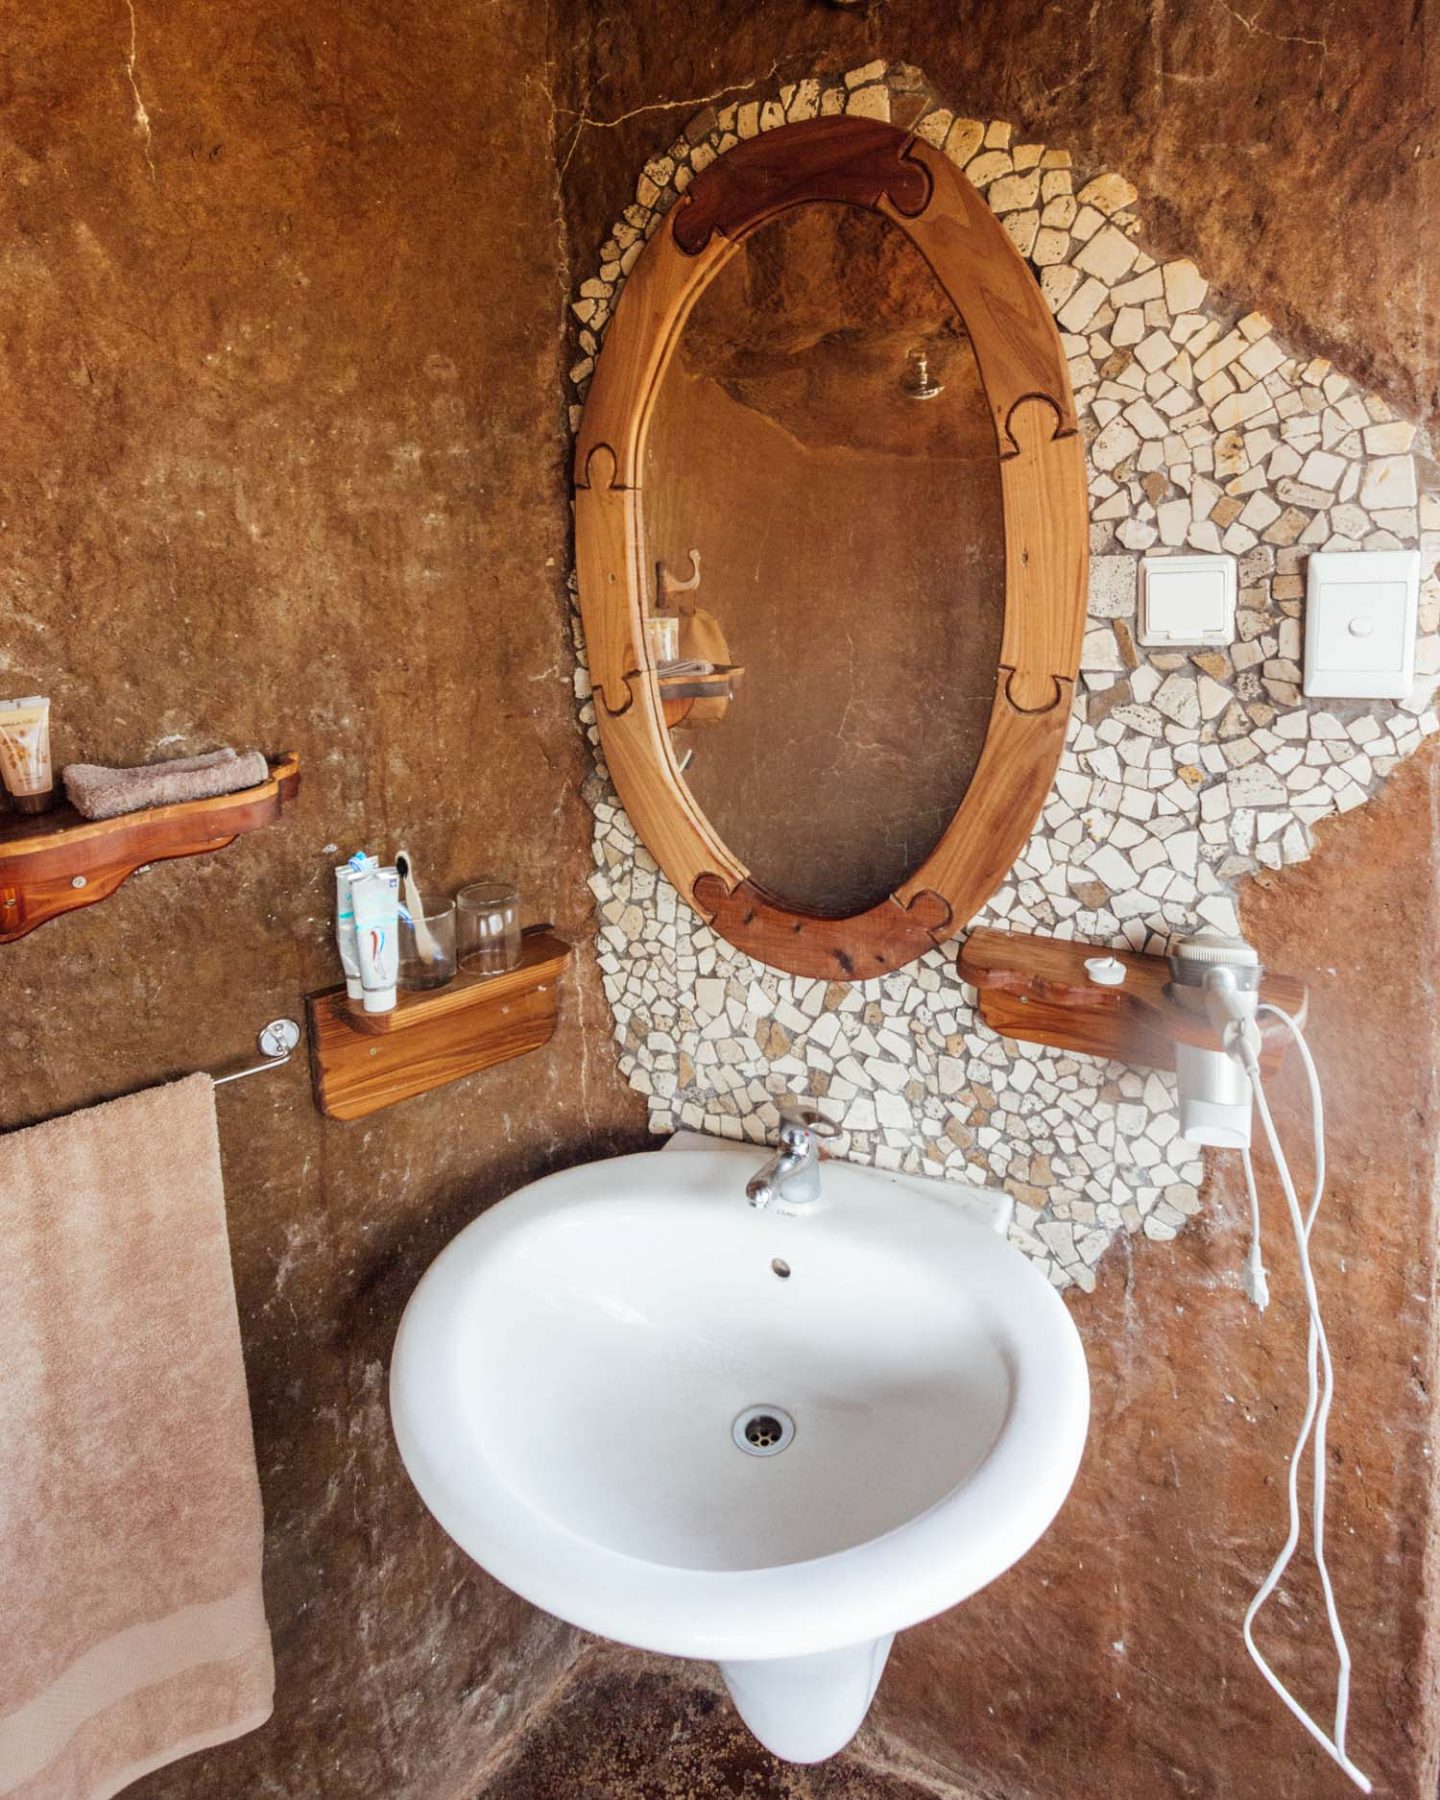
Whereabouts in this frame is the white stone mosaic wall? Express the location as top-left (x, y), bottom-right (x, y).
top-left (566, 61), bottom-right (1440, 1290)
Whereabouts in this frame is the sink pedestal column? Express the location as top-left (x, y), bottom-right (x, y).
top-left (717, 1633), bottom-right (895, 1763)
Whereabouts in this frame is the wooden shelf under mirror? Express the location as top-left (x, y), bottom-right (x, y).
top-left (0, 753), bottom-right (301, 944)
top-left (306, 927), bottom-right (572, 1120)
top-left (957, 927), bottom-right (1307, 1075)
top-left (650, 556), bottom-right (744, 732)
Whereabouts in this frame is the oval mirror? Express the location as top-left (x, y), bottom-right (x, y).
top-left (642, 203), bottom-right (1004, 917)
top-left (574, 117), bottom-right (1088, 982)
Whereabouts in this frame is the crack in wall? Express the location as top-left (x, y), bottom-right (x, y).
top-left (555, 59), bottom-right (789, 180)
top-left (121, 0), bottom-right (156, 182)
top-left (1211, 0), bottom-right (1328, 52)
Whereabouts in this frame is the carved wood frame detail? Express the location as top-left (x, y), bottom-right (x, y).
top-left (574, 116), bottom-right (1089, 982)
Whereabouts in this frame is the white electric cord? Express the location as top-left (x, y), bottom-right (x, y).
top-left (1239, 1146), bottom-right (1270, 1311)
top-left (1233, 1003), bottom-right (1372, 1794)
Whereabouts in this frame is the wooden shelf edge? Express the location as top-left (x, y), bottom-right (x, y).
top-left (326, 928), bottom-right (572, 1036)
top-left (658, 668), bottom-right (741, 730)
top-left (305, 928), bottom-right (573, 1120)
top-left (0, 753), bottom-right (301, 944)
top-left (957, 926), bottom-right (1307, 1076)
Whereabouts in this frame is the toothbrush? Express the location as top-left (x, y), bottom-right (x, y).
top-left (394, 848), bottom-right (440, 964)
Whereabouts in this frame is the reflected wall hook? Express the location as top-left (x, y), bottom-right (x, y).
top-left (657, 549), bottom-right (702, 610)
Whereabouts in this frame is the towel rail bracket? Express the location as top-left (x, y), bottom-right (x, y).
top-left (212, 1019), bottom-right (302, 1087)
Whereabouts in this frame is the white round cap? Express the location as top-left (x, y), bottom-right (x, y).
top-left (1170, 930), bottom-right (1259, 969)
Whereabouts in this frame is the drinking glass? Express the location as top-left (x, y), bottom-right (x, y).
top-left (398, 901), bottom-right (457, 991)
top-left (646, 614), bottom-right (681, 666)
top-left (457, 879), bottom-right (521, 976)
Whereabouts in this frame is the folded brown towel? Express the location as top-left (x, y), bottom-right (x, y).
top-left (0, 1074), bottom-right (273, 1799)
top-left (62, 749), bottom-right (270, 820)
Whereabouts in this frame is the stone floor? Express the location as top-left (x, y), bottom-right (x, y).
top-left (482, 1661), bottom-right (967, 1800)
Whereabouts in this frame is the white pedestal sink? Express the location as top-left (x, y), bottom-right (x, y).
top-left (391, 1138), bottom-right (1089, 1763)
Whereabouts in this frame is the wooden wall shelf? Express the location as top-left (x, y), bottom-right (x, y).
top-left (957, 927), bottom-right (1307, 1075)
top-left (0, 753), bottom-right (301, 944)
top-left (658, 663), bottom-right (743, 730)
top-left (306, 927), bottom-right (572, 1120)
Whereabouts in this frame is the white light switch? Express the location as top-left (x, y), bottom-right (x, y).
top-left (1303, 550), bottom-right (1419, 700)
top-left (1139, 554), bottom-right (1236, 646)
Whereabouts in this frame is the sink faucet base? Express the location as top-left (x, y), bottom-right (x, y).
top-left (746, 1096), bottom-right (839, 1211)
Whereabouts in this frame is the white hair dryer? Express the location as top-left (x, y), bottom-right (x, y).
top-left (1166, 931), bottom-right (1264, 1148)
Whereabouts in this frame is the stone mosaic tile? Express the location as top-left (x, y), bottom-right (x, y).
top-left (564, 63), bottom-right (1440, 1291)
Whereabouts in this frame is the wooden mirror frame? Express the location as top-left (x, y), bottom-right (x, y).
top-left (574, 115), bottom-right (1088, 981)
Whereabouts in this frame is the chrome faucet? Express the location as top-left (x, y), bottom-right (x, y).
top-left (746, 1097), bottom-right (839, 1211)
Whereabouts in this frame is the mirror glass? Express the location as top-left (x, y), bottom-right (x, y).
top-left (642, 202), bottom-right (1006, 917)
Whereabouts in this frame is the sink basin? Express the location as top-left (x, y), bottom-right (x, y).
top-left (391, 1142), bottom-right (1088, 1762)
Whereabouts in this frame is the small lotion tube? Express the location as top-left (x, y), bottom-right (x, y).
top-left (0, 697), bottom-right (53, 814)
top-left (335, 854), bottom-right (378, 1001)
top-left (352, 866), bottom-right (400, 1013)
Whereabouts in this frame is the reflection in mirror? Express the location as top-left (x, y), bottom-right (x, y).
top-left (642, 202), bottom-right (1006, 917)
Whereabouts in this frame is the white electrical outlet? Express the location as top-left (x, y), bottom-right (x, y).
top-left (1303, 550), bottom-right (1419, 700)
top-left (1139, 554), bottom-right (1236, 647)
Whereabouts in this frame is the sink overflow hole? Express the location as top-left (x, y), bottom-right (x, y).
top-left (733, 1405), bottom-right (796, 1458)
top-left (771, 1258), bottom-right (791, 1279)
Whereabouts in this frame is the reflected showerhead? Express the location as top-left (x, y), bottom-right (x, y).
top-left (900, 344), bottom-right (943, 400)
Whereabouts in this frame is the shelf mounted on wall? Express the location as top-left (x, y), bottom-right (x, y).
top-left (305, 926), bottom-right (573, 1120)
top-left (957, 927), bottom-right (1308, 1074)
top-left (0, 754), bottom-right (301, 944)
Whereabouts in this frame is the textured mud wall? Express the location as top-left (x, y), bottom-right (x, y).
top-left (3, 6), bottom-right (1436, 1799)
top-left (555, 0), bottom-right (1439, 436)
top-left (0, 4), bottom-right (647, 1798)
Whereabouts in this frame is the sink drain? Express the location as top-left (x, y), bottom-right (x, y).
top-left (732, 1405), bottom-right (795, 1458)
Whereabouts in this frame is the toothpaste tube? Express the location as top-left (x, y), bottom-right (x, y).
top-left (335, 852), bottom-right (378, 1001)
top-left (351, 865), bottom-right (400, 1014)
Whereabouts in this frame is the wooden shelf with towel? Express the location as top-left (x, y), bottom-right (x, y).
top-left (0, 753), bottom-right (301, 944)
top-left (305, 926), bottom-right (572, 1120)
top-left (957, 927), bottom-right (1307, 1074)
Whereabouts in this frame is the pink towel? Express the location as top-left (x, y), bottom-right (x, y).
top-left (0, 1075), bottom-right (273, 1799)
top-left (61, 750), bottom-right (270, 822)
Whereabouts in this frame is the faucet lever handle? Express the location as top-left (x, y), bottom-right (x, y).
top-left (776, 1095), bottom-right (839, 1145)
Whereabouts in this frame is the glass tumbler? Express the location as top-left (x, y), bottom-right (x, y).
top-left (398, 901), bottom-right (457, 991)
top-left (646, 614), bottom-right (681, 667)
top-left (457, 879), bottom-right (521, 977)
